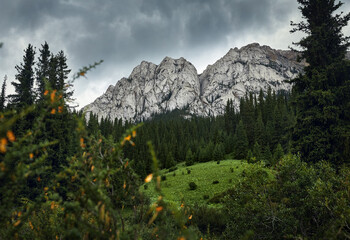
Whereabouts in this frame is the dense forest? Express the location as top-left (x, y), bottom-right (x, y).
top-left (88, 88), bottom-right (294, 178)
top-left (1, 0), bottom-right (350, 239)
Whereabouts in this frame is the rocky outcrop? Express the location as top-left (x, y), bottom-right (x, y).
top-left (197, 43), bottom-right (305, 115)
top-left (84, 43), bottom-right (306, 122)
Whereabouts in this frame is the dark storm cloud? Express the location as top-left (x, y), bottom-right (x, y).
top-left (1, 0), bottom-right (299, 64)
top-left (3, 0), bottom-right (298, 62)
top-left (3, 0), bottom-right (342, 107)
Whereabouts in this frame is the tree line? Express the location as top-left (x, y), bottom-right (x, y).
top-left (86, 88), bottom-right (295, 177)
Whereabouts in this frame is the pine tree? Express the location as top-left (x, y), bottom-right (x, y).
top-left (258, 89), bottom-right (265, 118)
top-left (0, 75), bottom-right (7, 111)
top-left (204, 141), bottom-right (215, 162)
top-left (265, 120), bottom-right (274, 147)
top-left (224, 99), bottom-right (235, 134)
top-left (165, 151), bottom-right (175, 169)
top-left (198, 147), bottom-right (206, 162)
top-left (213, 143), bottom-right (225, 162)
top-left (241, 93), bottom-right (255, 146)
top-left (264, 87), bottom-right (274, 124)
top-left (185, 148), bottom-right (194, 166)
top-left (290, 0), bottom-right (350, 164)
top-left (56, 50), bottom-right (73, 100)
top-left (273, 143), bottom-right (284, 166)
top-left (48, 54), bottom-right (58, 90)
top-left (9, 44), bottom-right (36, 108)
top-left (87, 112), bottom-right (99, 136)
top-left (224, 134), bottom-right (235, 155)
top-left (254, 111), bottom-right (265, 146)
top-left (263, 145), bottom-right (273, 165)
top-left (36, 42), bottom-right (51, 100)
top-left (252, 141), bottom-right (262, 163)
top-left (35, 47), bottom-right (76, 173)
top-left (246, 150), bottom-right (254, 163)
top-left (158, 141), bottom-right (168, 168)
top-left (234, 120), bottom-right (249, 160)
top-left (273, 105), bottom-right (283, 147)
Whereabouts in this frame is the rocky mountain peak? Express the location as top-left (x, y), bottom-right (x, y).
top-left (158, 56), bottom-right (197, 74)
top-left (84, 43), bottom-right (306, 122)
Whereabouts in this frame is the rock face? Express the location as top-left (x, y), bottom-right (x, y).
top-left (84, 43), bottom-right (305, 122)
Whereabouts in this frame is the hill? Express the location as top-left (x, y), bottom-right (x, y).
top-left (141, 160), bottom-right (249, 205)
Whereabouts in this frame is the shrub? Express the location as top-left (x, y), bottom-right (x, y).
top-left (191, 204), bottom-right (228, 235)
top-left (223, 155), bottom-right (350, 239)
top-left (212, 180), bottom-right (219, 184)
top-left (203, 195), bottom-right (209, 200)
top-left (169, 166), bottom-right (178, 172)
top-left (161, 175), bottom-right (167, 181)
top-left (217, 160), bottom-right (220, 164)
top-left (144, 184), bottom-right (148, 190)
top-left (189, 182), bottom-right (197, 190)
top-left (187, 169), bottom-right (191, 174)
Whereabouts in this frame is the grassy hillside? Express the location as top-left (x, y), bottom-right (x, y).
top-left (141, 159), bottom-right (248, 205)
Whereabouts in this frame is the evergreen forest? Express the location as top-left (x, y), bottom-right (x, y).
top-left (0, 0), bottom-right (350, 239)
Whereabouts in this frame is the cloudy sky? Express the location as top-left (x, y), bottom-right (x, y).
top-left (1, 0), bottom-right (350, 108)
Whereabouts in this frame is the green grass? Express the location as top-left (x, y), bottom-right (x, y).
top-left (141, 159), bottom-right (248, 205)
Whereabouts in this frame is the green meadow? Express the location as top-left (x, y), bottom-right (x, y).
top-left (141, 159), bottom-right (248, 205)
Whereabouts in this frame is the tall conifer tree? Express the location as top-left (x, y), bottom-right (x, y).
top-left (56, 50), bottom-right (72, 100)
top-left (9, 44), bottom-right (36, 108)
top-left (0, 75), bottom-right (7, 111)
top-left (234, 120), bottom-right (249, 159)
top-left (36, 42), bottom-right (51, 100)
top-left (291, 0), bottom-right (350, 164)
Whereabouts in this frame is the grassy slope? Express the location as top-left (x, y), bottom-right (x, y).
top-left (141, 159), bottom-right (247, 205)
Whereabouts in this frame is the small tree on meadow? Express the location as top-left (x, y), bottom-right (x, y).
top-left (185, 148), bottom-right (194, 166)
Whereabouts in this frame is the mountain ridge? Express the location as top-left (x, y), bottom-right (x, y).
top-left (84, 43), bottom-right (307, 122)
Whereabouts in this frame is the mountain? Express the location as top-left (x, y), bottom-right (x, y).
top-left (84, 43), bottom-right (306, 122)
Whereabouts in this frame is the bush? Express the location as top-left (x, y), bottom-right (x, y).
top-left (212, 180), bottom-right (219, 184)
top-left (161, 175), bottom-right (167, 181)
top-left (144, 184), bottom-right (148, 190)
top-left (203, 195), bottom-right (209, 200)
top-left (217, 160), bottom-right (220, 164)
top-left (189, 182), bottom-right (197, 190)
top-left (187, 169), bottom-right (191, 174)
top-left (169, 166), bottom-right (178, 172)
top-left (223, 155), bottom-right (350, 239)
top-left (191, 204), bottom-right (228, 235)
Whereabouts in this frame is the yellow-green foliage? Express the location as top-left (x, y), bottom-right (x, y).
top-left (0, 69), bottom-right (199, 239)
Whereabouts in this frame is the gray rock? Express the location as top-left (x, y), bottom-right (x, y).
top-left (84, 43), bottom-right (305, 122)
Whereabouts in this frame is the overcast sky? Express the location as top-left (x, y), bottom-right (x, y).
top-left (1, 0), bottom-right (350, 108)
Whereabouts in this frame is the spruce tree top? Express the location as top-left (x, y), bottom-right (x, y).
top-left (10, 44), bottom-right (36, 108)
top-left (291, 0), bottom-right (350, 70)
